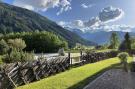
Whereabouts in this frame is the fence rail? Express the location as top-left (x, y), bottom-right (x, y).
top-left (0, 50), bottom-right (120, 89)
top-left (0, 57), bottom-right (70, 89)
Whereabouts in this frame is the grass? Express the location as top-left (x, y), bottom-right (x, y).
top-left (95, 49), bottom-right (118, 52)
top-left (67, 48), bottom-right (117, 53)
top-left (17, 57), bottom-right (133, 89)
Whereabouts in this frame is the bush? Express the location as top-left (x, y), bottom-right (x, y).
top-left (2, 49), bottom-right (34, 63)
top-left (58, 48), bottom-right (65, 56)
top-left (117, 52), bottom-right (129, 72)
top-left (37, 54), bottom-right (47, 61)
top-left (0, 56), bottom-right (3, 64)
top-left (8, 38), bottom-right (26, 51)
top-left (0, 39), bottom-right (9, 55)
top-left (117, 52), bottom-right (129, 63)
top-left (0, 38), bottom-right (34, 63)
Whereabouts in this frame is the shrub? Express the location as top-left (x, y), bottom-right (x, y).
top-left (8, 38), bottom-right (26, 51)
top-left (58, 48), bottom-right (65, 56)
top-left (0, 38), bottom-right (34, 63)
top-left (0, 39), bottom-right (9, 55)
top-left (20, 51), bottom-right (34, 62)
top-left (117, 52), bottom-right (129, 72)
top-left (117, 52), bottom-right (129, 63)
top-left (2, 49), bottom-right (34, 63)
top-left (0, 56), bottom-right (3, 64)
top-left (37, 53), bottom-right (47, 61)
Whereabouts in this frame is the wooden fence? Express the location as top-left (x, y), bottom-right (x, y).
top-left (0, 57), bottom-right (70, 89)
top-left (81, 51), bottom-right (119, 64)
top-left (0, 51), bottom-right (120, 89)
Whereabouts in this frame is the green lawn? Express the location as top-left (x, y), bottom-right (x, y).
top-left (17, 57), bottom-right (132, 89)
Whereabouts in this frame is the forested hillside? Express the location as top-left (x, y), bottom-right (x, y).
top-left (0, 2), bottom-right (96, 47)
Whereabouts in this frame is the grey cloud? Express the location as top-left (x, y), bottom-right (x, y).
top-left (84, 17), bottom-right (100, 27)
top-left (99, 6), bottom-right (124, 22)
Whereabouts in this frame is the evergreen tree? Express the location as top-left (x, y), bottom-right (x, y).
top-left (119, 32), bottom-right (131, 51)
top-left (109, 32), bottom-right (119, 49)
top-left (125, 32), bottom-right (131, 50)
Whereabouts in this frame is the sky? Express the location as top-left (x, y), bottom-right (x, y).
top-left (3, 0), bottom-right (135, 32)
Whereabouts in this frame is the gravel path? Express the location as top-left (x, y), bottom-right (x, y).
top-left (84, 69), bottom-right (135, 89)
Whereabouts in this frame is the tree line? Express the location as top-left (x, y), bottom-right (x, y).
top-left (0, 31), bottom-right (68, 53)
top-left (104, 32), bottom-right (134, 51)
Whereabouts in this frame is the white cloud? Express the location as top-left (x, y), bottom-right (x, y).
top-left (58, 20), bottom-right (134, 33)
top-left (13, 0), bottom-right (72, 15)
top-left (99, 6), bottom-right (124, 23)
top-left (58, 20), bottom-right (84, 29)
top-left (58, 21), bottom-right (71, 27)
top-left (58, 21), bottom-right (66, 26)
top-left (23, 5), bottom-right (34, 10)
top-left (58, 6), bottom-right (130, 33)
top-left (72, 20), bottom-right (84, 28)
top-left (84, 17), bottom-right (100, 27)
top-left (69, 6), bottom-right (124, 29)
top-left (84, 24), bottom-right (134, 32)
top-left (58, 17), bottom-right (100, 30)
top-left (81, 3), bottom-right (95, 9)
top-left (56, 0), bottom-right (72, 15)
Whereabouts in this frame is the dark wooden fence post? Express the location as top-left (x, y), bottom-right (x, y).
top-left (68, 52), bottom-right (72, 66)
top-left (80, 50), bottom-right (83, 62)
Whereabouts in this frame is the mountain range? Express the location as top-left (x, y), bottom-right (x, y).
top-left (67, 28), bottom-right (135, 45)
top-left (0, 2), bottom-right (96, 47)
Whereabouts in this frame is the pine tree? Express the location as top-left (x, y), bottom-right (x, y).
top-left (125, 32), bottom-right (131, 50)
top-left (119, 32), bottom-right (131, 51)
